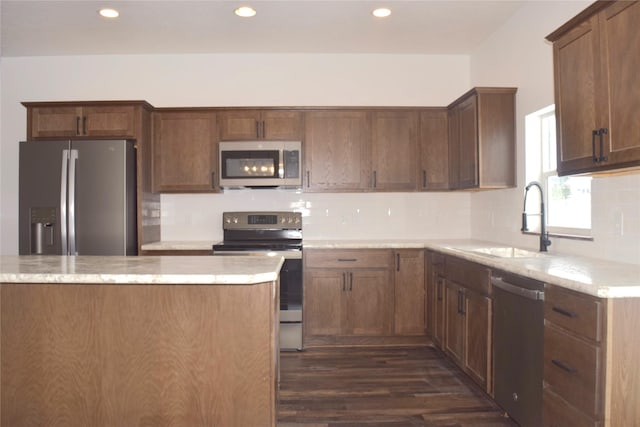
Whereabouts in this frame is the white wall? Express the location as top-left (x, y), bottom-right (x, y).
top-left (0, 53), bottom-right (471, 253)
top-left (470, 1), bottom-right (640, 265)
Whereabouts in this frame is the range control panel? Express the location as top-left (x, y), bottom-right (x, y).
top-left (222, 211), bottom-right (302, 230)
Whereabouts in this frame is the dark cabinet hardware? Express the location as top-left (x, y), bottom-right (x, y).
top-left (262, 121), bottom-right (266, 138)
top-left (396, 253), bottom-right (400, 271)
top-left (592, 129), bottom-right (599, 162)
top-left (76, 117), bottom-right (81, 136)
top-left (211, 172), bottom-right (216, 189)
top-left (551, 358), bottom-right (577, 374)
top-left (349, 272), bottom-right (353, 291)
top-left (82, 116), bottom-right (87, 135)
top-left (255, 121), bottom-right (260, 138)
top-left (373, 171), bottom-right (377, 188)
top-left (592, 128), bottom-right (609, 163)
top-left (342, 272), bottom-right (346, 291)
top-left (423, 170), bottom-right (427, 188)
top-left (338, 258), bottom-right (357, 262)
top-left (598, 127), bottom-right (608, 162)
top-left (306, 171), bottom-right (310, 188)
top-left (552, 306), bottom-right (576, 318)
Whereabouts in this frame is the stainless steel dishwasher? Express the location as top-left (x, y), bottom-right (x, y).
top-left (492, 272), bottom-right (544, 427)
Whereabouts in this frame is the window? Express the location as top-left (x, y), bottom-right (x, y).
top-left (525, 106), bottom-right (592, 237)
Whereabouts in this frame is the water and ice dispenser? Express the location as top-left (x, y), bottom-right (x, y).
top-left (29, 207), bottom-right (57, 254)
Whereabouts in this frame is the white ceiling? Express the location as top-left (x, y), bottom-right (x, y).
top-left (1, 0), bottom-right (525, 57)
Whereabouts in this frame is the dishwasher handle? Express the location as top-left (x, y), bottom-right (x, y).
top-left (492, 276), bottom-right (544, 301)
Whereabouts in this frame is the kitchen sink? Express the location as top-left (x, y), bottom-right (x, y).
top-left (469, 247), bottom-right (547, 259)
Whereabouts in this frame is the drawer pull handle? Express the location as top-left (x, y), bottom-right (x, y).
top-left (342, 272), bottom-right (346, 291)
top-left (338, 258), bottom-right (357, 262)
top-left (551, 359), bottom-right (577, 375)
top-left (552, 306), bottom-right (576, 318)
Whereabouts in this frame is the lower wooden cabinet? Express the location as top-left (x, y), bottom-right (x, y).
top-left (304, 250), bottom-right (393, 337)
top-left (304, 249), bottom-right (426, 340)
top-left (393, 249), bottom-right (425, 335)
top-left (443, 255), bottom-right (492, 393)
top-left (426, 251), bottom-right (446, 349)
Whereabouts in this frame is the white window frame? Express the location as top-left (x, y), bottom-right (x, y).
top-left (525, 105), bottom-right (592, 239)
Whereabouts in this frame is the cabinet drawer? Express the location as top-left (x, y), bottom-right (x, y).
top-left (543, 389), bottom-right (599, 427)
top-left (305, 249), bottom-right (391, 269)
top-left (545, 285), bottom-right (603, 342)
top-left (544, 324), bottom-right (602, 417)
top-left (444, 256), bottom-right (490, 295)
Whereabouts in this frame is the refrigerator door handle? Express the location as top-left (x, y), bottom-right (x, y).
top-left (68, 149), bottom-right (79, 255)
top-left (60, 149), bottom-right (69, 254)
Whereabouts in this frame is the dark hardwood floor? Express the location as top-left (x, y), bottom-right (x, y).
top-left (278, 346), bottom-right (516, 427)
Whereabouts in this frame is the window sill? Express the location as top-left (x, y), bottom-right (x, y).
top-left (522, 230), bottom-right (594, 242)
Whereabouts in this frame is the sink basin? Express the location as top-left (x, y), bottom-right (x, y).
top-left (469, 247), bottom-right (547, 259)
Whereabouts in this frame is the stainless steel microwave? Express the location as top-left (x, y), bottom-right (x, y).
top-left (218, 140), bottom-right (302, 188)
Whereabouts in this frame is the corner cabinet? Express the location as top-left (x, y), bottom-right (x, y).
top-left (152, 110), bottom-right (219, 193)
top-left (547, 1), bottom-right (640, 176)
top-left (447, 88), bottom-right (517, 190)
top-left (218, 109), bottom-right (302, 141)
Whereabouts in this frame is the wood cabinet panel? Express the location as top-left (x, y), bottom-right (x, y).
top-left (464, 290), bottom-right (491, 390)
top-left (433, 275), bottom-right (446, 349)
top-left (348, 269), bottom-right (393, 336)
top-left (304, 249), bottom-right (393, 338)
top-left (445, 256), bottom-right (490, 295)
top-left (549, 0), bottom-right (640, 175)
top-left (419, 109), bottom-right (449, 190)
top-left (543, 389), bottom-right (599, 427)
top-left (304, 111), bottom-right (369, 191)
top-left (448, 88), bottom-right (516, 190)
top-left (544, 323), bottom-right (602, 418)
top-left (219, 110), bottom-right (302, 141)
top-left (304, 269), bottom-right (345, 336)
top-left (393, 250), bottom-right (425, 336)
top-left (444, 281), bottom-right (465, 365)
top-left (544, 285), bottom-right (603, 342)
top-left (28, 105), bottom-right (136, 138)
top-left (371, 111), bottom-right (419, 191)
top-left (153, 111), bottom-right (218, 192)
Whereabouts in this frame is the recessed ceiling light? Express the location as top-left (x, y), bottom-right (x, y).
top-left (98, 8), bottom-right (119, 19)
top-left (235, 6), bottom-right (257, 18)
top-left (372, 8), bottom-right (391, 18)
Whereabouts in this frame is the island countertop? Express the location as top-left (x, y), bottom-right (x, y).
top-left (0, 255), bottom-right (284, 285)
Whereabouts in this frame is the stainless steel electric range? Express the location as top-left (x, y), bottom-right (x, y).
top-left (212, 211), bottom-right (303, 351)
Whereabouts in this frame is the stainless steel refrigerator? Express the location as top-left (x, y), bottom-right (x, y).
top-left (19, 140), bottom-right (137, 256)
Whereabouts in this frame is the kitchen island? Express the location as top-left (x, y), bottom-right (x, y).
top-left (0, 255), bottom-right (283, 427)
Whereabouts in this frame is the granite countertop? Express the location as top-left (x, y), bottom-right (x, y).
top-left (305, 239), bottom-right (640, 299)
top-left (141, 241), bottom-right (217, 251)
top-left (0, 255), bottom-right (284, 285)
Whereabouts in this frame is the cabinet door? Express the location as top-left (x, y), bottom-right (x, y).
top-left (304, 111), bottom-right (369, 191)
top-left (82, 106), bottom-right (136, 138)
top-left (153, 111), bottom-right (218, 192)
top-left (447, 107), bottom-right (461, 190)
top-left (457, 96), bottom-right (479, 189)
top-left (553, 15), bottom-right (602, 175)
top-left (444, 281), bottom-right (464, 365)
top-left (262, 111), bottom-right (303, 140)
top-left (304, 269), bottom-right (345, 336)
top-left (464, 290), bottom-right (492, 392)
top-left (419, 109), bottom-right (449, 190)
top-left (433, 275), bottom-right (446, 349)
top-left (600, 1), bottom-right (640, 166)
top-left (219, 110), bottom-right (262, 140)
top-left (347, 269), bottom-right (393, 336)
top-left (371, 111), bottom-right (419, 191)
top-left (29, 106), bottom-right (81, 138)
top-left (393, 250), bottom-right (425, 335)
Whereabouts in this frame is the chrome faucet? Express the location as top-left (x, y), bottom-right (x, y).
top-left (521, 181), bottom-right (552, 252)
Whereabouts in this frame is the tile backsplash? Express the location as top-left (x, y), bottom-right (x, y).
top-left (161, 191), bottom-right (471, 242)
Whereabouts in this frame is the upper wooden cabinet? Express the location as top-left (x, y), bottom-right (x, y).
top-left (304, 110), bottom-right (370, 192)
top-left (420, 109), bottom-right (449, 191)
top-left (547, 1), bottom-right (640, 175)
top-left (218, 109), bottom-right (302, 141)
top-left (447, 88), bottom-right (517, 190)
top-left (25, 104), bottom-right (139, 139)
top-left (370, 111), bottom-right (419, 191)
top-left (152, 110), bottom-right (218, 193)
